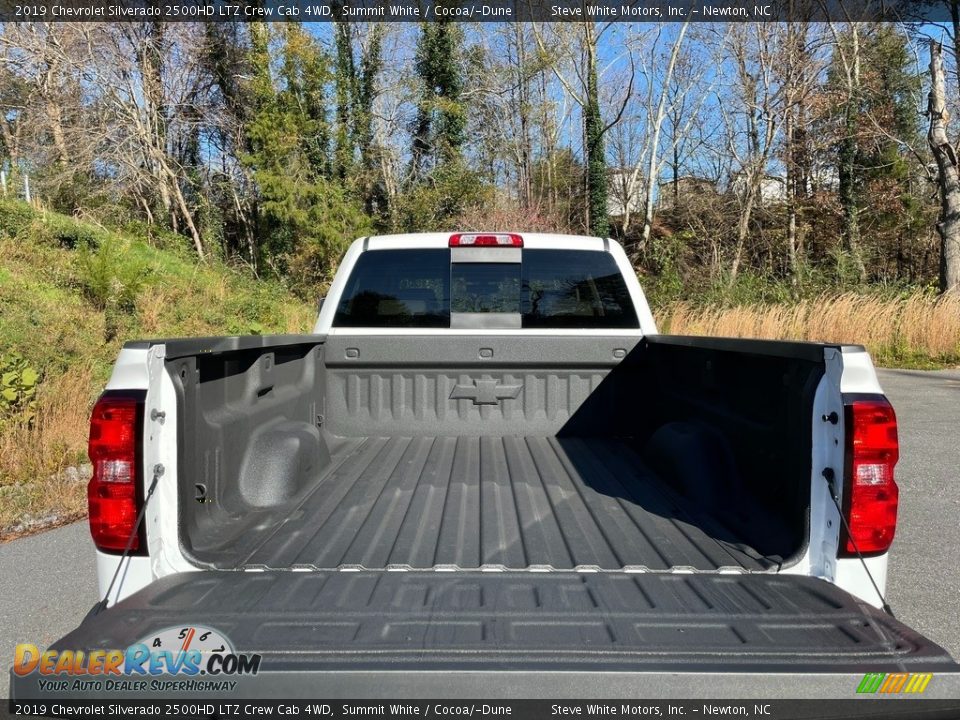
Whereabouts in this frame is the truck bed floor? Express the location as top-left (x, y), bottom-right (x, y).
top-left (235, 436), bottom-right (783, 571)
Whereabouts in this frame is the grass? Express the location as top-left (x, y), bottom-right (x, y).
top-left (0, 200), bottom-right (315, 537)
top-left (656, 292), bottom-right (960, 369)
top-left (0, 366), bottom-right (93, 534)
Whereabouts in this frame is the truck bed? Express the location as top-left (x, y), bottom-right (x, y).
top-left (210, 436), bottom-right (788, 572)
top-left (176, 335), bottom-right (815, 573)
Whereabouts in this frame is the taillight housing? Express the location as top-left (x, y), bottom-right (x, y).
top-left (87, 391), bottom-right (146, 554)
top-left (449, 233), bottom-right (523, 247)
top-left (840, 398), bottom-right (899, 557)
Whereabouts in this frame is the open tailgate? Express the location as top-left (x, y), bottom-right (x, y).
top-left (11, 570), bottom-right (959, 699)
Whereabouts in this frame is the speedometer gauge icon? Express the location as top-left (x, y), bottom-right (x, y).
top-left (136, 625), bottom-right (234, 656)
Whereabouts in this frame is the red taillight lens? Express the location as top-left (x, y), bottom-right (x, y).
top-left (449, 233), bottom-right (523, 247)
top-left (88, 393), bottom-right (144, 554)
top-left (840, 398), bottom-right (899, 556)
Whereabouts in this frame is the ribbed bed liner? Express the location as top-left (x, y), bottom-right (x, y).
top-left (49, 571), bottom-right (956, 673)
top-left (235, 436), bottom-right (784, 571)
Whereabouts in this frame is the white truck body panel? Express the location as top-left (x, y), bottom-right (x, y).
top-left (95, 234), bottom-right (890, 609)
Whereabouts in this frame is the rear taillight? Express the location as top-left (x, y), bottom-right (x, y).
top-left (449, 233), bottom-right (523, 247)
top-left (840, 398), bottom-right (899, 557)
top-left (88, 392), bottom-right (145, 554)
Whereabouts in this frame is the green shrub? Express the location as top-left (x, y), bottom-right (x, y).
top-left (7, 204), bottom-right (109, 249)
top-left (642, 233), bottom-right (690, 306)
top-left (0, 353), bottom-right (40, 428)
top-left (263, 179), bottom-right (371, 298)
top-left (122, 219), bottom-right (194, 255)
top-left (227, 320), bottom-right (265, 336)
top-left (43, 214), bottom-right (108, 249)
top-left (389, 160), bottom-right (490, 234)
top-left (77, 235), bottom-right (150, 312)
top-left (0, 201), bottom-right (37, 239)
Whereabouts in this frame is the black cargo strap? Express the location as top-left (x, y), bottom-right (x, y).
top-left (822, 469), bottom-right (895, 617)
top-left (92, 464), bottom-right (163, 616)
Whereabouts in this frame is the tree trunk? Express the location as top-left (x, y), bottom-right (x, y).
top-left (951, 0), bottom-right (960, 103)
top-left (44, 100), bottom-right (71, 167)
top-left (333, 21), bottom-right (355, 181)
top-left (784, 19), bottom-right (800, 282)
top-left (170, 175), bottom-right (205, 260)
top-left (137, 194), bottom-right (155, 225)
top-left (639, 22), bottom-right (688, 252)
top-left (928, 40), bottom-right (960, 294)
top-left (672, 144), bottom-right (680, 205)
top-left (513, 23), bottom-right (533, 208)
top-left (357, 25), bottom-right (384, 215)
top-left (730, 172), bottom-right (758, 284)
top-left (838, 105), bottom-right (866, 282)
top-left (837, 25), bottom-right (867, 283)
top-left (785, 103), bottom-right (798, 281)
top-left (0, 112), bottom-right (17, 164)
top-left (232, 184), bottom-right (257, 272)
top-left (154, 149), bottom-right (204, 260)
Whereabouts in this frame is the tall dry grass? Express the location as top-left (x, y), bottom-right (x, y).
top-left (0, 365), bottom-right (94, 533)
top-left (656, 292), bottom-right (960, 365)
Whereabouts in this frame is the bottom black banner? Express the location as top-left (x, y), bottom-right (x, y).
top-left (5, 699), bottom-right (960, 720)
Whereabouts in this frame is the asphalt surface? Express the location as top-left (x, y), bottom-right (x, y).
top-left (879, 367), bottom-right (960, 659)
top-left (0, 521), bottom-right (97, 686)
top-left (0, 367), bottom-right (957, 689)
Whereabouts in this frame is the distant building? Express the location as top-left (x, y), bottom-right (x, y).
top-left (657, 175), bottom-right (718, 210)
top-left (731, 172), bottom-right (787, 204)
top-left (607, 167), bottom-right (645, 218)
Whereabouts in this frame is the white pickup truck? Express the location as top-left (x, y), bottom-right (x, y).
top-left (12, 233), bottom-right (959, 700)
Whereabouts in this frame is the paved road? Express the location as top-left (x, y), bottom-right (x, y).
top-left (0, 522), bottom-right (96, 685)
top-left (879, 368), bottom-right (960, 659)
top-left (0, 368), bottom-right (957, 689)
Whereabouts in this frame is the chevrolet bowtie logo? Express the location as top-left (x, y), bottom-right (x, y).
top-left (450, 378), bottom-right (523, 405)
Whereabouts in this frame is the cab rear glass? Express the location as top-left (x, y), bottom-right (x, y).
top-left (333, 248), bottom-right (638, 329)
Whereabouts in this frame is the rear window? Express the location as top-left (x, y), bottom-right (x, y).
top-left (333, 248), bottom-right (638, 329)
top-left (333, 249), bottom-right (450, 328)
top-left (521, 250), bottom-right (638, 328)
top-left (451, 263), bottom-right (521, 314)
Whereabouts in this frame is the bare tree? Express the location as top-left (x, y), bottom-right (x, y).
top-left (928, 39), bottom-right (960, 293)
top-left (828, 20), bottom-right (868, 282)
top-left (1, 22), bottom-right (213, 255)
top-left (635, 21), bottom-right (689, 250)
top-left (499, 23), bottom-right (537, 208)
top-left (605, 24), bottom-right (721, 263)
top-left (532, 22), bottom-right (633, 236)
top-left (0, 23), bottom-right (97, 200)
top-left (81, 23), bottom-right (207, 258)
top-left (722, 23), bottom-right (787, 283)
top-left (783, 18), bottom-right (805, 279)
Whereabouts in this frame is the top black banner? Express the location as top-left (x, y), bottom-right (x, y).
top-left (0, 0), bottom-right (953, 22)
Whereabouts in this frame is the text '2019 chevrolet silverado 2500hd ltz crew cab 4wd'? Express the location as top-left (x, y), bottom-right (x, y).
top-left (12, 232), bottom-right (959, 701)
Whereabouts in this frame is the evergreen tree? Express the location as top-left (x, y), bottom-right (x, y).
top-left (411, 21), bottom-right (466, 176)
top-left (827, 25), bottom-right (924, 281)
top-left (331, 23), bottom-right (385, 216)
top-left (242, 23), bottom-right (369, 292)
top-left (333, 21), bottom-right (356, 180)
top-left (583, 27), bottom-right (608, 238)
